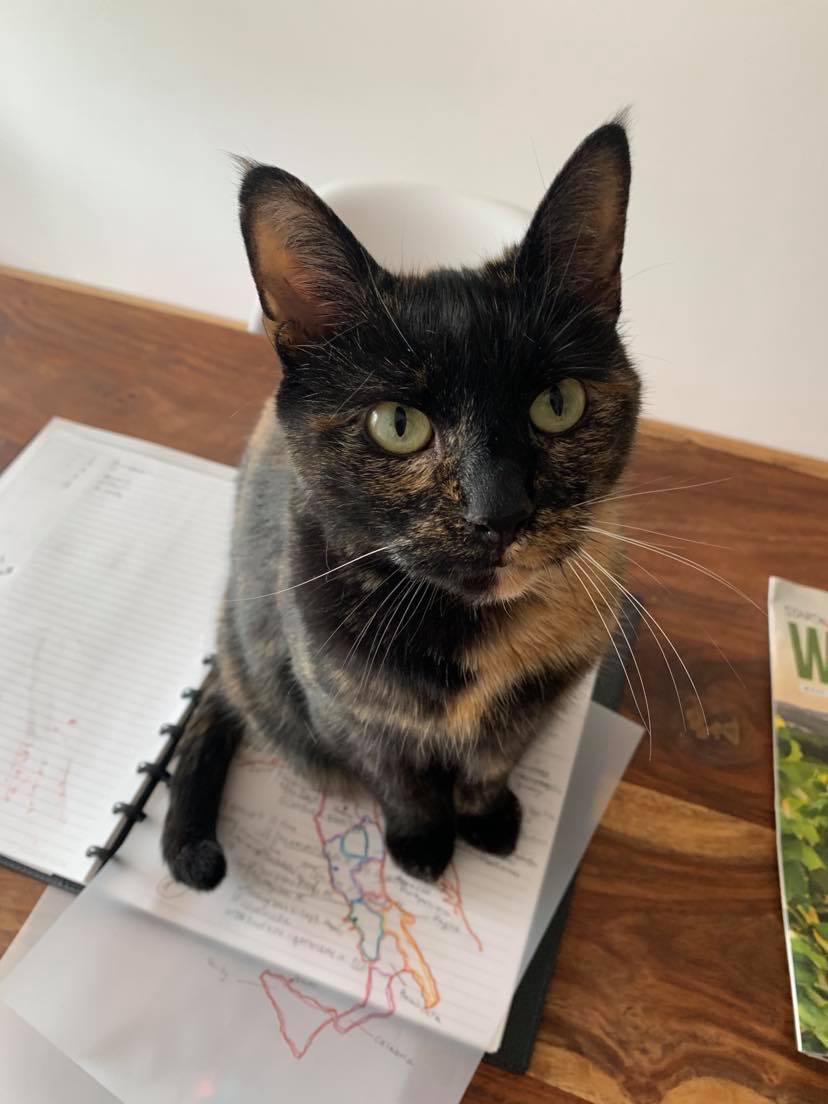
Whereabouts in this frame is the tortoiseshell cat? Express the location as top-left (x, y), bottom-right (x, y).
top-left (162, 121), bottom-right (640, 889)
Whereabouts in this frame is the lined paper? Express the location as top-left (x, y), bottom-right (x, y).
top-left (0, 420), bottom-right (235, 884)
top-left (0, 706), bottom-right (641, 1104)
top-left (112, 672), bottom-right (595, 1050)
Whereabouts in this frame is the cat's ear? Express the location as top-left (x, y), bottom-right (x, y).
top-left (515, 122), bottom-right (631, 321)
top-left (239, 163), bottom-right (379, 349)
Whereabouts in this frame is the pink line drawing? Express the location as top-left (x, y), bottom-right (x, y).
top-left (56, 759), bottom-right (72, 823)
top-left (260, 792), bottom-right (460, 1058)
top-left (260, 965), bottom-right (404, 1059)
top-left (439, 862), bottom-right (483, 953)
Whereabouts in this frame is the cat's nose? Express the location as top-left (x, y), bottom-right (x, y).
top-left (463, 457), bottom-right (534, 550)
top-left (467, 513), bottom-right (530, 554)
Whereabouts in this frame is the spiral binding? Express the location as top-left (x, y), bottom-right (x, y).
top-left (137, 760), bottom-right (171, 783)
top-left (82, 661), bottom-right (209, 873)
top-left (112, 801), bottom-right (147, 822)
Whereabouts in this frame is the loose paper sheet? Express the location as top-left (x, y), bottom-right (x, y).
top-left (1, 704), bottom-right (641, 1104)
top-left (0, 420), bottom-right (235, 883)
top-left (0, 889), bottom-right (117, 1104)
top-left (109, 671), bottom-right (595, 1050)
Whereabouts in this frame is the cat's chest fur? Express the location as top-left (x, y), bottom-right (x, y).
top-left (444, 581), bottom-right (608, 738)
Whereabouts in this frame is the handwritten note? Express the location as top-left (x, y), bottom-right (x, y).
top-left (0, 419), bottom-right (236, 884)
top-left (113, 671), bottom-right (595, 1050)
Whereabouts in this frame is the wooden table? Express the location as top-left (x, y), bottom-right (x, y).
top-left (1, 266), bottom-right (827, 1104)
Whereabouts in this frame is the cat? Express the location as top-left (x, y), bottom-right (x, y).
top-left (162, 120), bottom-right (640, 890)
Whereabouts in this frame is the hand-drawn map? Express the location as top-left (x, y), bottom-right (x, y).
top-left (257, 793), bottom-right (480, 1057)
top-left (120, 673), bottom-right (593, 1051)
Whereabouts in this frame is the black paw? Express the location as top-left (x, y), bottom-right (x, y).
top-left (458, 788), bottom-right (522, 856)
top-left (163, 835), bottom-right (227, 891)
top-left (386, 824), bottom-right (455, 882)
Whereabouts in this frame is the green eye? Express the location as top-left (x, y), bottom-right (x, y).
top-left (367, 402), bottom-right (433, 454)
top-left (529, 378), bottom-right (586, 434)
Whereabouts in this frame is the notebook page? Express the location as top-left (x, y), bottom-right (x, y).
top-left (0, 419), bottom-right (235, 884)
top-left (111, 669), bottom-right (595, 1050)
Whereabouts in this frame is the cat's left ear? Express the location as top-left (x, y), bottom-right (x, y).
top-left (239, 163), bottom-right (380, 349)
top-left (515, 121), bottom-right (631, 321)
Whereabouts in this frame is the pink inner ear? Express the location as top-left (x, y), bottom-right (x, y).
top-left (518, 126), bottom-right (629, 320)
top-left (252, 219), bottom-right (340, 341)
top-left (579, 149), bottom-right (627, 283)
top-left (249, 198), bottom-right (356, 343)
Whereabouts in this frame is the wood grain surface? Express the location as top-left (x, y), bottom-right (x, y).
top-left (1, 268), bottom-right (827, 1102)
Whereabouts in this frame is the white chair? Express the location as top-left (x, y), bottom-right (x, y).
top-left (246, 180), bottom-right (530, 334)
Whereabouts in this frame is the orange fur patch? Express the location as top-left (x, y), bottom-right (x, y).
top-left (443, 519), bottom-right (622, 739)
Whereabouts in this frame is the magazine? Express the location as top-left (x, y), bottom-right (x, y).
top-left (769, 576), bottom-right (828, 1061)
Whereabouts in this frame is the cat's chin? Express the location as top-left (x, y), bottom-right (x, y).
top-left (428, 563), bottom-right (545, 606)
top-left (490, 564), bottom-right (544, 602)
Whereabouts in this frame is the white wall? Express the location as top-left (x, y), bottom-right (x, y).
top-left (2, 1), bottom-right (827, 458)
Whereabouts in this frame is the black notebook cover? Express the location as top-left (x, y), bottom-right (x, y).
top-left (484, 598), bottom-right (640, 1073)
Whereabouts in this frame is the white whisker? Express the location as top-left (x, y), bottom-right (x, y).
top-left (231, 544), bottom-right (394, 603)
top-left (362, 249), bottom-right (414, 354)
top-left (575, 555), bottom-right (653, 753)
top-left (359, 577), bottom-right (417, 693)
top-left (611, 522), bottom-right (734, 551)
top-left (332, 368), bottom-right (378, 416)
top-left (381, 578), bottom-right (427, 669)
top-left (345, 573), bottom-right (409, 668)
top-left (566, 559), bottom-right (650, 738)
top-left (577, 548), bottom-right (703, 740)
top-left (314, 568), bottom-right (402, 659)
top-left (703, 629), bottom-right (747, 690)
top-left (617, 549), bottom-right (669, 592)
top-left (412, 583), bottom-right (439, 641)
top-left (573, 476), bottom-right (735, 512)
top-left (581, 525), bottom-right (764, 615)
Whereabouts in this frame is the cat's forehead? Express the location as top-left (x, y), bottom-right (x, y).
top-left (385, 268), bottom-right (618, 389)
top-left (324, 270), bottom-right (603, 410)
top-left (386, 272), bottom-right (541, 384)
top-left (395, 270), bottom-right (516, 340)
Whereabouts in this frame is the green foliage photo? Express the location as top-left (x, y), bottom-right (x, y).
top-left (777, 717), bottom-right (828, 1056)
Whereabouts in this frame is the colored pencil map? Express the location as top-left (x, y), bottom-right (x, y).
top-left (260, 793), bottom-right (477, 1058)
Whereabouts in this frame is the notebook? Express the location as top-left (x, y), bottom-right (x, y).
top-left (485, 605), bottom-right (639, 1071)
top-left (0, 419), bottom-right (235, 888)
top-left (0, 418), bottom-right (636, 1055)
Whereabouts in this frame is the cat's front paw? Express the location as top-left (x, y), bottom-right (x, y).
top-left (386, 823), bottom-right (455, 882)
top-left (458, 788), bottom-right (522, 856)
top-left (162, 832), bottom-right (227, 891)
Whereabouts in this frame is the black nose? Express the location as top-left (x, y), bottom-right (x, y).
top-left (467, 516), bottom-right (530, 555)
top-left (463, 457), bottom-right (534, 550)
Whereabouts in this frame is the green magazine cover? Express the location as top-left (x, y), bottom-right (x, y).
top-left (769, 576), bottom-right (828, 1061)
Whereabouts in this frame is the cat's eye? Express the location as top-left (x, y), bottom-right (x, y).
top-left (367, 402), bottom-right (433, 455)
top-left (529, 379), bottom-right (586, 434)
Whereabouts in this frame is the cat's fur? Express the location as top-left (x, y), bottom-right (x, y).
top-left (162, 121), bottom-right (640, 889)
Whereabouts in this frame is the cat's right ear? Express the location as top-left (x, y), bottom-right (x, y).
top-left (238, 163), bottom-right (379, 350)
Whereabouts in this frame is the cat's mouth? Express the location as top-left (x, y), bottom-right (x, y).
top-left (396, 519), bottom-right (582, 605)
top-left (431, 563), bottom-right (543, 606)
top-left (436, 558), bottom-right (549, 604)
top-left (439, 528), bottom-right (580, 604)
